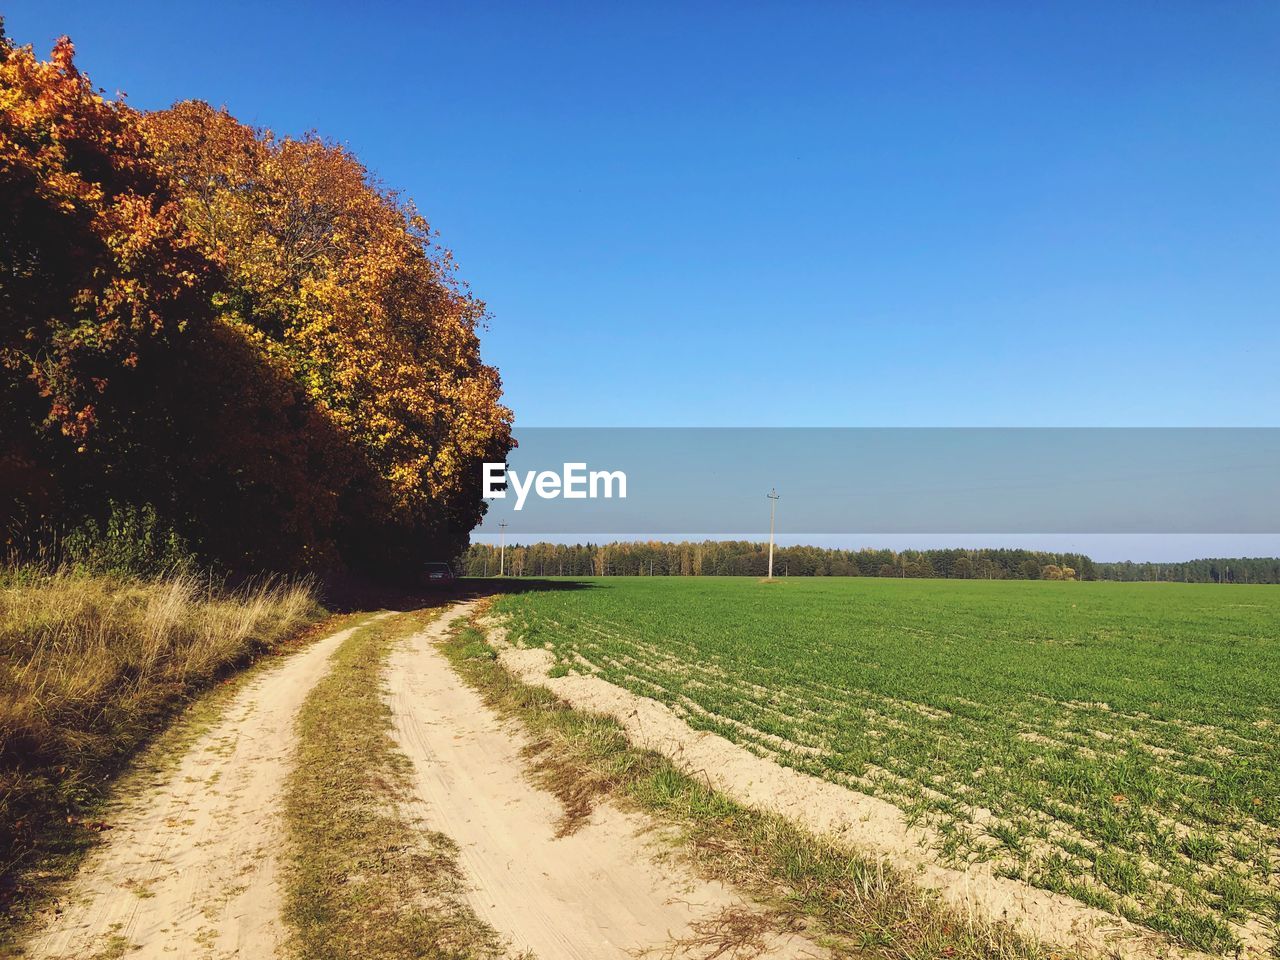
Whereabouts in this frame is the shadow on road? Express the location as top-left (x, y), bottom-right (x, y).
top-left (322, 576), bottom-right (595, 614)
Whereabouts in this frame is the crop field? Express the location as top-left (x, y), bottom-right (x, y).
top-left (493, 578), bottom-right (1280, 956)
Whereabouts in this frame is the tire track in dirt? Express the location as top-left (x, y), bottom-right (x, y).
top-left (26, 613), bottom-right (390, 960)
top-left (387, 602), bottom-right (824, 960)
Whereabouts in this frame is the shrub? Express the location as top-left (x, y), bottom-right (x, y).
top-left (60, 502), bottom-right (196, 578)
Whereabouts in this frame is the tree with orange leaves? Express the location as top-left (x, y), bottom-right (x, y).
top-left (0, 28), bottom-right (222, 542)
top-left (1, 26), bottom-right (512, 574)
top-left (0, 31), bottom-right (217, 437)
top-left (142, 101), bottom-right (513, 570)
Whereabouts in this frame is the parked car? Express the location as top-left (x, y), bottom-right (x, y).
top-left (422, 562), bottom-right (457, 588)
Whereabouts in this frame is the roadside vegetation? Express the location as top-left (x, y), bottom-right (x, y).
top-left (0, 564), bottom-right (322, 909)
top-left (494, 577), bottom-right (1280, 956)
top-left (446, 612), bottom-right (1058, 960)
top-left (282, 612), bottom-right (507, 960)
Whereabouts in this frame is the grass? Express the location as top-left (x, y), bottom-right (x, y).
top-left (494, 577), bottom-right (1280, 955)
top-left (281, 611), bottom-right (508, 960)
top-left (0, 565), bottom-right (322, 909)
top-left (445, 612), bottom-right (1056, 960)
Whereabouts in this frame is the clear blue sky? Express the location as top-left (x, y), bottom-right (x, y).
top-left (6, 1), bottom-right (1278, 429)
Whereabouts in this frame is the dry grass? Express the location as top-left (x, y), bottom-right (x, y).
top-left (0, 566), bottom-right (322, 891)
top-left (650, 906), bottom-right (793, 960)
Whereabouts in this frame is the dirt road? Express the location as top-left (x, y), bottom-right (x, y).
top-left (24, 603), bottom-right (818, 959)
top-left (387, 602), bottom-right (820, 960)
top-left (27, 614), bottom-right (389, 960)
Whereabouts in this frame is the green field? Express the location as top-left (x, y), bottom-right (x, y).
top-left (493, 577), bottom-right (1280, 955)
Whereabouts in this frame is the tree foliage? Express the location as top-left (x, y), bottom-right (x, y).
top-left (459, 541), bottom-right (1104, 580)
top-left (1, 30), bottom-right (512, 574)
top-left (462, 541), bottom-right (1280, 584)
top-left (1, 32), bottom-right (215, 465)
top-left (1094, 557), bottom-right (1280, 584)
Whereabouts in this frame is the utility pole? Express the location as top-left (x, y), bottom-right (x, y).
top-left (767, 488), bottom-right (780, 580)
top-left (498, 520), bottom-right (508, 577)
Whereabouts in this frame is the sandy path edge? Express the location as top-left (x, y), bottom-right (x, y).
top-left (387, 602), bottom-right (825, 960)
top-left (25, 612), bottom-right (391, 960)
top-left (480, 615), bottom-right (1230, 960)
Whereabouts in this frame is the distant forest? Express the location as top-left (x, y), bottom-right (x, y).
top-left (459, 541), bottom-right (1280, 584)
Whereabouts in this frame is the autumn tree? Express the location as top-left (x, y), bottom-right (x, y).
top-left (141, 102), bottom-right (512, 570)
top-left (2, 32), bottom-right (512, 574)
top-left (0, 31), bottom-right (218, 542)
top-left (1041, 564), bottom-right (1076, 581)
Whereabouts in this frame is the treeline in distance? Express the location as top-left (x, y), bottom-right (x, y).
top-left (459, 541), bottom-right (1280, 584)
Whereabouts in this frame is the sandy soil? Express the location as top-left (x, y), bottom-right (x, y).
top-left (482, 616), bottom-right (1219, 960)
top-left (32, 595), bottom-right (1188, 960)
top-left (387, 603), bottom-right (825, 960)
top-left (26, 614), bottom-right (390, 960)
